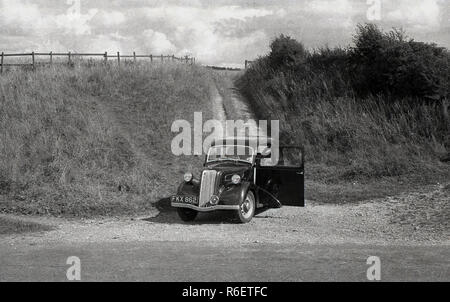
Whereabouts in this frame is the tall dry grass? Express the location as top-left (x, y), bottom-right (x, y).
top-left (0, 62), bottom-right (213, 216)
top-left (237, 26), bottom-right (449, 195)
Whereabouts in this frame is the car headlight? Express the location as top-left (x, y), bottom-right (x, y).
top-left (210, 195), bottom-right (220, 205)
top-left (184, 172), bottom-right (193, 183)
top-left (231, 174), bottom-right (241, 185)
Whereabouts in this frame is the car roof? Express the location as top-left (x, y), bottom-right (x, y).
top-left (210, 137), bottom-right (304, 151)
top-left (211, 136), bottom-right (273, 147)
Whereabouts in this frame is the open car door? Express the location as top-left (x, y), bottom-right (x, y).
top-left (256, 146), bottom-right (305, 207)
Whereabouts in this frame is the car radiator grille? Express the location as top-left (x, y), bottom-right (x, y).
top-left (199, 170), bottom-right (218, 207)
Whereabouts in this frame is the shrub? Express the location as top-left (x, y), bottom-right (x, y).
top-left (268, 34), bottom-right (307, 69)
top-left (351, 24), bottom-right (449, 100)
top-left (236, 24), bottom-right (449, 182)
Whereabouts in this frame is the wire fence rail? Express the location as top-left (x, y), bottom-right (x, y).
top-left (0, 51), bottom-right (196, 73)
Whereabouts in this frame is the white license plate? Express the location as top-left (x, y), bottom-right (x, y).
top-left (171, 196), bottom-right (199, 205)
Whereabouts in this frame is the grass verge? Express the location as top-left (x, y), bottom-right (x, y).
top-left (0, 216), bottom-right (52, 235)
top-left (236, 27), bottom-right (450, 203)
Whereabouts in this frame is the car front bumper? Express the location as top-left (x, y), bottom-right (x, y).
top-left (171, 202), bottom-right (240, 212)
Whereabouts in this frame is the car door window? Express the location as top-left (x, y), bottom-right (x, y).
top-left (258, 147), bottom-right (303, 168)
top-left (278, 148), bottom-right (303, 168)
top-left (260, 158), bottom-right (276, 166)
top-left (257, 146), bottom-right (275, 167)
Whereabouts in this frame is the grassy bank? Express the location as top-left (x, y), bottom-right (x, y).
top-left (0, 62), bottom-right (213, 216)
top-left (0, 216), bottom-right (52, 235)
top-left (236, 25), bottom-right (450, 202)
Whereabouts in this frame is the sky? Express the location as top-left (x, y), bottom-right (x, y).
top-left (0, 0), bottom-right (448, 67)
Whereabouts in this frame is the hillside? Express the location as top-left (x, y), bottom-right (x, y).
top-left (0, 63), bottom-right (213, 216)
top-left (236, 24), bottom-right (450, 202)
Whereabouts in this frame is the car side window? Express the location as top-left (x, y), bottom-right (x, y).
top-left (257, 146), bottom-right (303, 167)
top-left (258, 146), bottom-right (277, 167)
top-left (260, 158), bottom-right (276, 167)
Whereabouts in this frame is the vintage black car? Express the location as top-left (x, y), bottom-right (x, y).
top-left (171, 137), bottom-right (305, 223)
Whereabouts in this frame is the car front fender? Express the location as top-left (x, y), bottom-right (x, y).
top-left (177, 182), bottom-right (199, 196)
top-left (219, 182), bottom-right (251, 206)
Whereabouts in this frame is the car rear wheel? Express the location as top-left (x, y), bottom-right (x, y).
top-left (235, 191), bottom-right (256, 223)
top-left (177, 208), bottom-right (198, 222)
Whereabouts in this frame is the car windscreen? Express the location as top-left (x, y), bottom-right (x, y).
top-left (207, 145), bottom-right (255, 164)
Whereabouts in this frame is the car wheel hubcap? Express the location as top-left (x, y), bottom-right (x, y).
top-left (240, 197), bottom-right (253, 219)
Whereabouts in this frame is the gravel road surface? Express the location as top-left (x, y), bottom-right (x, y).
top-left (1, 196), bottom-right (449, 281)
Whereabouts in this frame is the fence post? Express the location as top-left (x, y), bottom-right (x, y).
top-left (161, 55), bottom-right (163, 62)
top-left (104, 51), bottom-right (108, 63)
top-left (133, 52), bottom-right (136, 63)
top-left (32, 52), bottom-right (35, 70)
top-left (50, 51), bottom-right (53, 65)
top-left (68, 52), bottom-right (72, 65)
top-left (1, 52), bottom-right (3, 74)
top-left (117, 52), bottom-right (120, 66)
top-left (172, 55), bottom-right (175, 62)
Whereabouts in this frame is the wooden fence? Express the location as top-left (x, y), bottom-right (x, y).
top-left (204, 65), bottom-right (242, 71)
top-left (0, 51), bottom-right (196, 73)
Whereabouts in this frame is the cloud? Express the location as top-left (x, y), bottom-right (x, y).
top-left (306, 0), bottom-right (356, 16)
top-left (137, 5), bottom-right (274, 62)
top-left (384, 0), bottom-right (441, 30)
top-left (209, 5), bottom-right (274, 20)
top-left (0, 0), bottom-right (99, 37)
top-left (93, 10), bottom-right (126, 27)
top-left (142, 5), bottom-right (274, 23)
top-left (0, 0), bottom-right (41, 26)
top-left (142, 29), bottom-right (176, 54)
top-left (54, 9), bottom-right (99, 35)
top-left (89, 34), bottom-right (123, 53)
top-left (0, 0), bottom-right (448, 65)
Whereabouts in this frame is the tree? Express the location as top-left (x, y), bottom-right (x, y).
top-left (268, 34), bottom-right (307, 69)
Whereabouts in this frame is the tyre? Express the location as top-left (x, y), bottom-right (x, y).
top-left (177, 208), bottom-right (198, 222)
top-left (235, 191), bottom-right (256, 223)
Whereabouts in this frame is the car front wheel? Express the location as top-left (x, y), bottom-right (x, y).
top-left (235, 191), bottom-right (256, 223)
top-left (177, 208), bottom-right (198, 222)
